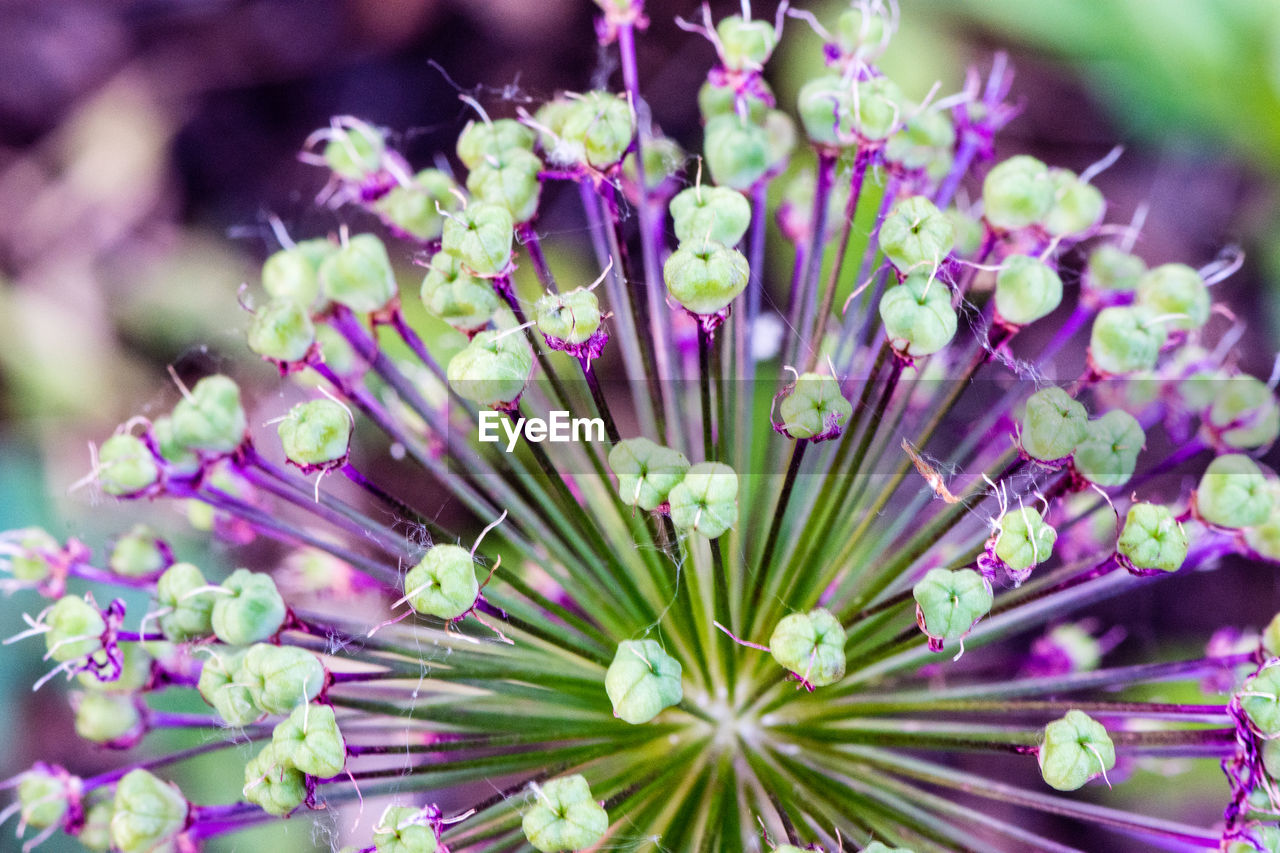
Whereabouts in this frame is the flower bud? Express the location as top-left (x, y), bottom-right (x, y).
top-left (994, 255), bottom-right (1063, 327)
top-left (97, 433), bottom-right (160, 497)
top-left (319, 233), bottom-right (398, 314)
top-left (879, 196), bottom-right (955, 272)
top-left (1085, 245), bottom-right (1146, 293)
top-left (1240, 668), bottom-right (1280, 735)
top-left (670, 185), bottom-right (751, 247)
top-left (374, 806), bottom-right (439, 853)
top-left (1020, 387), bottom-right (1087, 463)
top-left (703, 114), bottom-right (770, 190)
top-left (777, 373), bottom-right (853, 441)
top-left (45, 595), bottom-right (106, 662)
top-left (885, 109), bottom-right (955, 176)
top-left (1072, 410), bottom-right (1144, 488)
top-left (559, 91), bottom-right (633, 169)
top-left (262, 240), bottom-right (334, 307)
top-left (769, 608), bottom-right (846, 687)
top-left (663, 237), bottom-right (750, 317)
top-left (1117, 503), bottom-right (1188, 573)
top-left (197, 646), bottom-right (259, 726)
top-left (17, 765), bottom-right (70, 828)
top-left (157, 562), bottom-right (217, 641)
top-left (278, 399), bottom-right (352, 470)
top-left (211, 568), bottom-right (286, 646)
top-left (608, 438), bottom-right (691, 512)
top-left (10, 527), bottom-right (58, 583)
top-left (403, 544), bottom-right (479, 621)
top-left (797, 75), bottom-right (852, 147)
top-left (605, 639), bottom-right (683, 724)
top-left (74, 691), bottom-right (141, 744)
top-left (913, 568), bottom-right (992, 648)
top-left (1196, 453), bottom-right (1272, 528)
top-left (1043, 169), bottom-right (1105, 237)
top-left (982, 155), bottom-right (1055, 232)
top-left (171, 374), bottom-right (247, 455)
top-left (1208, 376), bottom-right (1280, 450)
top-left (446, 329), bottom-right (534, 409)
top-left (1135, 263), bottom-right (1209, 332)
top-left (272, 702), bottom-right (346, 778)
top-left (716, 15), bottom-right (777, 70)
top-left (994, 506), bottom-right (1057, 573)
top-left (242, 643), bottom-right (325, 715)
top-left (248, 299), bottom-right (316, 363)
top-left (535, 288), bottom-right (603, 346)
top-left (109, 525), bottom-right (170, 578)
top-left (441, 202), bottom-right (514, 277)
top-left (1038, 710), bottom-right (1115, 791)
top-left (456, 118), bottom-right (537, 171)
top-left (668, 462), bottom-right (739, 538)
top-left (420, 250), bottom-right (500, 334)
top-left (323, 121), bottom-right (386, 180)
top-left (521, 775), bottom-right (608, 853)
top-left (374, 169), bottom-right (461, 242)
top-left (1089, 305), bottom-right (1168, 375)
top-left (465, 147), bottom-right (543, 224)
top-left (243, 743), bottom-right (306, 816)
top-left (879, 272), bottom-right (957, 358)
top-left (110, 769), bottom-right (188, 853)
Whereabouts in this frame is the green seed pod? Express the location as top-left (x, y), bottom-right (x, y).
top-left (1264, 612), bottom-right (1280, 657)
top-left (1245, 483), bottom-right (1280, 561)
top-left (197, 647), bottom-right (259, 726)
top-left (419, 250), bottom-right (500, 334)
top-left (777, 372), bottom-right (853, 440)
top-left (109, 525), bottom-right (170, 578)
top-left (323, 121), bottom-right (385, 179)
top-left (663, 237), bottom-right (749, 317)
top-left (605, 639), bottom-right (683, 724)
top-left (670, 185), bottom-right (751, 247)
top-left (1116, 503), bottom-right (1189, 574)
top-left (621, 136), bottom-right (685, 191)
top-left (374, 169), bottom-right (461, 242)
top-left (1089, 305), bottom-right (1168, 375)
top-left (1085, 245), bottom-right (1146, 293)
top-left (1197, 453), bottom-right (1273, 528)
top-left (74, 691), bottom-right (141, 744)
top-left (211, 568), bottom-right (286, 646)
top-left (982, 155), bottom-right (1055, 232)
top-left (1043, 169), bottom-right (1105, 237)
top-left (110, 769), bottom-right (189, 853)
top-left (78, 641), bottom-right (152, 692)
top-left (465, 147), bottom-right (543, 224)
top-left (318, 233), bottom-right (398, 314)
top-left (403, 544), bottom-right (479, 621)
top-left (374, 806), bottom-right (439, 853)
top-left (1241, 667), bottom-right (1280, 735)
top-left (521, 774), bottom-right (608, 853)
top-left (456, 118), bottom-right (537, 171)
top-left (668, 462), bottom-right (739, 538)
top-left (272, 702), bottom-right (346, 778)
top-left (156, 562), bottom-right (217, 641)
top-left (994, 255), bottom-right (1063, 327)
top-left (315, 323), bottom-right (359, 376)
top-left (797, 75), bottom-right (852, 147)
top-left (262, 240), bottom-right (334, 308)
top-left (1209, 376), bottom-right (1280, 450)
top-left (17, 766), bottom-right (69, 828)
top-left (1038, 710), bottom-right (1116, 791)
top-left (278, 399), bottom-right (352, 469)
top-left (445, 329), bottom-right (534, 409)
top-left (607, 438), bottom-right (691, 512)
top-left (535, 288), bottom-right (603, 345)
top-left (835, 7), bottom-right (887, 56)
top-left (1135, 263), bottom-right (1209, 332)
top-left (879, 272), bottom-right (957, 358)
top-left (947, 207), bottom-right (984, 257)
top-left (994, 506), bottom-right (1057, 573)
top-left (45, 595), bottom-right (106, 662)
top-left (913, 568), bottom-right (992, 647)
top-left (851, 76), bottom-right (906, 142)
top-left (879, 196), bottom-right (954, 272)
top-left (769, 608), bottom-right (846, 687)
top-left (763, 109), bottom-right (796, 172)
top-left (1072, 410), bottom-right (1144, 487)
top-left (242, 743), bottom-right (306, 816)
top-left (78, 797), bottom-right (114, 852)
top-left (697, 78), bottom-right (773, 124)
top-left (9, 527), bottom-right (58, 583)
top-left (248, 299), bottom-right (316, 363)
top-left (242, 643), bottom-right (325, 715)
top-left (1020, 387), bottom-right (1088, 463)
top-left (151, 414), bottom-right (201, 474)
top-left (171, 374), bottom-right (247, 455)
top-left (703, 114), bottom-right (770, 190)
top-left (716, 15), bottom-right (777, 70)
top-left (97, 433), bottom-right (160, 497)
top-left (441, 202), bottom-right (514, 277)
top-left (559, 91), bottom-right (633, 169)
top-left (885, 109), bottom-right (955, 176)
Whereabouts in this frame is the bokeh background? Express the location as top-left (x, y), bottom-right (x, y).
top-left (1, 0), bottom-right (1279, 849)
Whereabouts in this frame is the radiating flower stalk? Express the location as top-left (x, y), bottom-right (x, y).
top-left (4, 1), bottom-right (1280, 850)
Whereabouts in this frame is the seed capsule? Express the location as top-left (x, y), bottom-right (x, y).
top-left (1038, 710), bottom-right (1115, 791)
top-left (982, 155), bottom-right (1055, 231)
top-left (374, 169), bottom-right (461, 242)
top-left (374, 805), bottom-right (439, 853)
top-left (157, 562), bottom-right (217, 641)
top-left (45, 595), bottom-right (106, 663)
top-left (994, 255), bottom-right (1063, 327)
top-left (1072, 410), bottom-right (1144, 487)
top-left (879, 271), bottom-right (957, 358)
top-left (109, 769), bottom-right (189, 853)
top-left (97, 434), bottom-right (160, 497)
top-left (456, 118), bottom-right (537, 170)
top-left (1089, 305), bottom-right (1168, 375)
top-left (319, 233), bottom-right (399, 314)
top-left (670, 185), bottom-right (752, 247)
top-left (914, 568), bottom-right (992, 649)
top-left (1208, 376), bottom-right (1280, 450)
top-left (1196, 453), bottom-right (1273, 528)
top-left (403, 544), bottom-right (479, 621)
top-left (197, 646), bottom-right (259, 726)
top-left (1084, 245), bottom-right (1146, 293)
top-left (605, 639), bottom-right (683, 724)
top-left (1043, 168), bottom-right (1105, 237)
top-left (420, 250), bottom-right (500, 334)
top-left (777, 372), bottom-right (853, 441)
top-left (242, 643), bottom-right (325, 715)
top-left (1135, 262), bottom-right (1209, 332)
top-left (879, 195), bottom-right (955, 272)
top-left (663, 237), bottom-right (750, 317)
top-left (607, 438), bottom-right (691, 512)
top-left (703, 114), bottom-right (771, 190)
top-left (521, 775), bottom-right (608, 853)
top-left (1020, 387), bottom-right (1088, 464)
top-left (445, 329), bottom-right (534, 409)
top-left (1117, 503), bottom-right (1188, 573)
top-left (441, 202), bottom-right (515, 277)
top-left (769, 608), bottom-right (846, 687)
top-left (248, 298), bottom-right (316, 363)
top-left (668, 462), bottom-right (739, 538)
top-left (242, 743), bottom-right (306, 816)
top-left (994, 506), bottom-right (1057, 574)
top-left (465, 147), bottom-right (543, 224)
top-left (715, 15), bottom-right (777, 70)
top-left (170, 374), bottom-right (247, 455)
top-left (210, 568), bottom-right (286, 646)
top-left (559, 91), bottom-right (633, 169)
top-left (278, 399), bottom-right (353, 470)
top-left (272, 702), bottom-right (346, 778)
